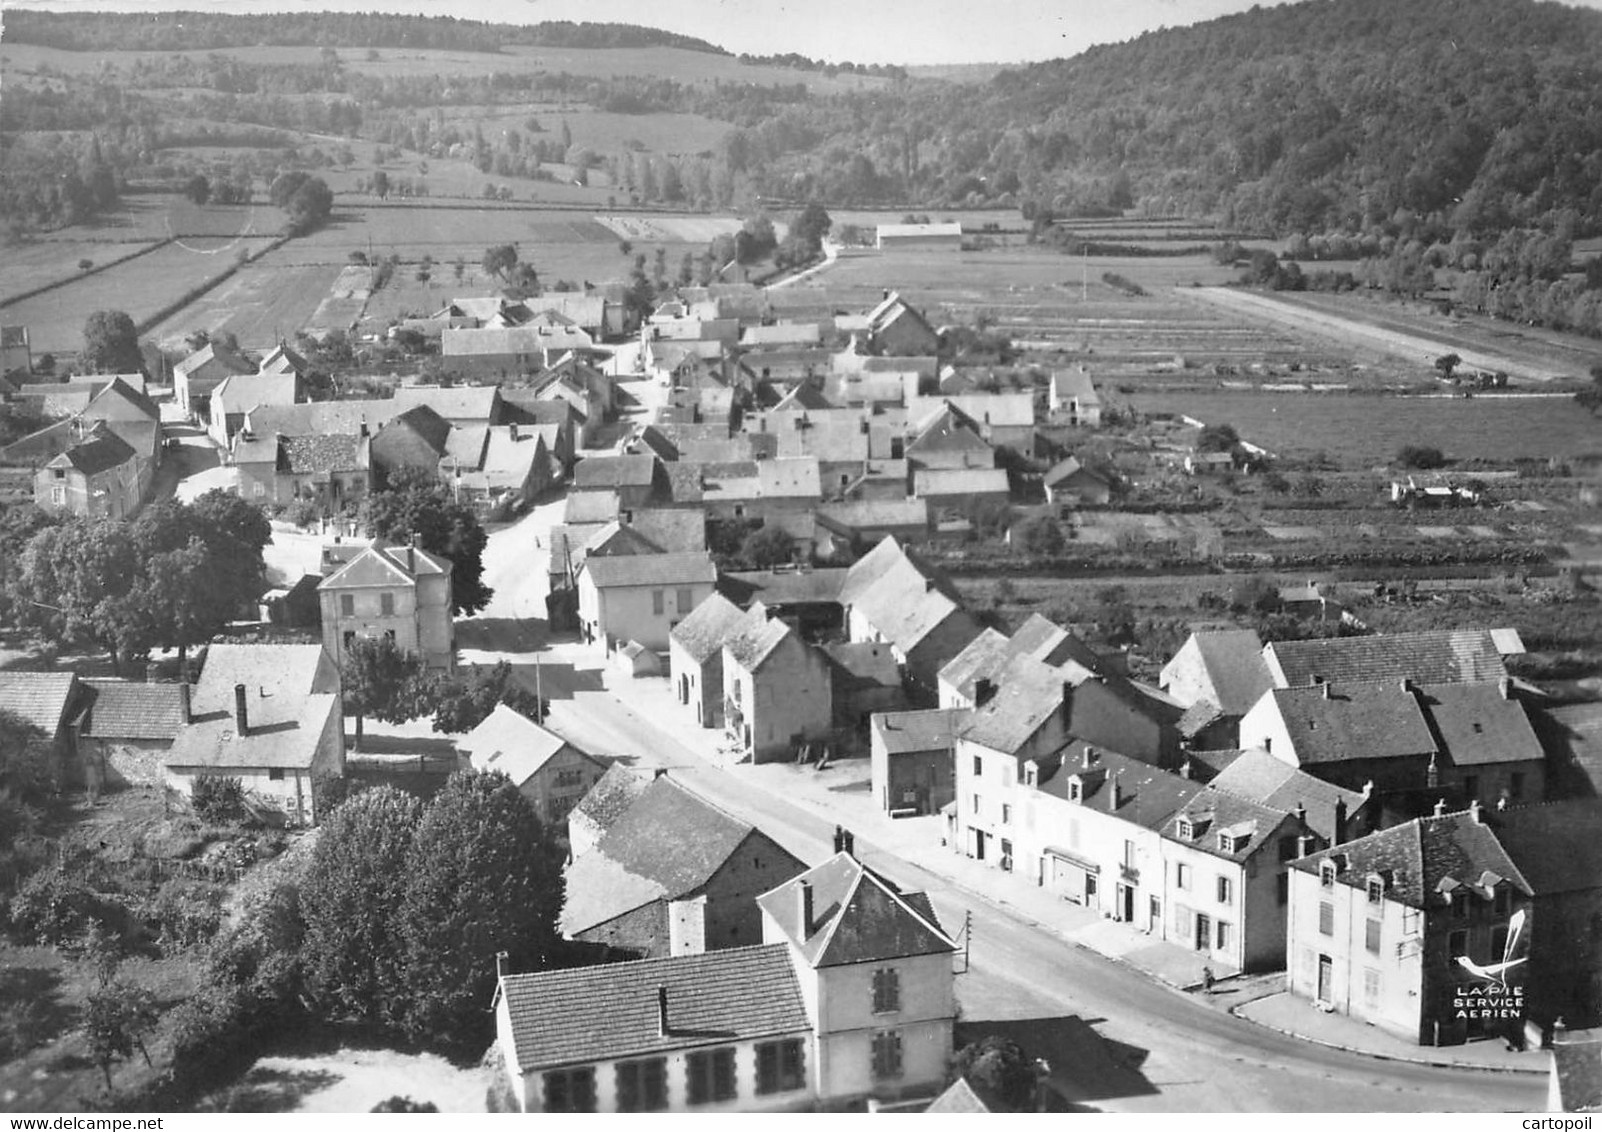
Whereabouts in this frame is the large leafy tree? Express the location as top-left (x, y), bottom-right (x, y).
top-left (81, 310), bottom-right (143, 374)
top-left (397, 771), bottom-right (563, 1045)
top-left (363, 466), bottom-right (493, 615)
top-left (18, 519), bottom-right (141, 670)
top-left (951, 1035), bottom-right (1039, 1112)
top-left (339, 635), bottom-right (427, 747)
top-left (481, 244), bottom-right (518, 282)
top-left (300, 786), bottom-right (422, 1027)
top-left (269, 171), bottom-right (333, 234)
top-left (428, 661), bottom-right (546, 735)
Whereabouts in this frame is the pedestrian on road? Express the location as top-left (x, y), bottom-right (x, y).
top-left (1202, 965), bottom-right (1215, 993)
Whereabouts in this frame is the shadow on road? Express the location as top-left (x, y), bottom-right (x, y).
top-left (956, 1015), bottom-right (1156, 1107)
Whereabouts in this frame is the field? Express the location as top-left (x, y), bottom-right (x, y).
top-left (1, 236), bottom-right (278, 354)
top-left (443, 106), bottom-right (733, 157)
top-left (144, 246), bottom-right (353, 351)
top-left (0, 41), bottom-right (889, 97)
top-left (1122, 389), bottom-right (1602, 464)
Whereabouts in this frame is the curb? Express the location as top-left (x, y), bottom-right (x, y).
top-left (1226, 1003), bottom-right (1549, 1076)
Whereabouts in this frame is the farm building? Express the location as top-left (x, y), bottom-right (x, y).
top-left (876, 222), bottom-right (963, 250)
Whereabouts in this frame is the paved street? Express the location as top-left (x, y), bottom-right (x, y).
top-left (447, 505), bottom-right (1548, 1113)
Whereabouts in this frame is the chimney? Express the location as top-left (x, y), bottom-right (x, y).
top-left (974, 677), bottom-right (996, 707)
top-left (1427, 753), bottom-right (1439, 788)
top-left (1081, 745), bottom-right (1097, 770)
top-left (1297, 834), bottom-right (1315, 858)
top-left (657, 986), bottom-right (671, 1038)
top-left (1333, 798), bottom-right (1348, 845)
top-left (1322, 681), bottom-right (1333, 700)
top-left (1400, 677), bottom-right (1414, 695)
top-left (1179, 757), bottom-right (1192, 780)
top-left (1263, 736), bottom-right (1272, 755)
top-left (1294, 801), bottom-right (1306, 824)
top-left (1469, 798), bottom-right (1483, 824)
top-left (509, 422), bottom-right (520, 441)
top-left (1109, 770), bottom-right (1123, 809)
top-left (1498, 676), bottom-right (1512, 700)
top-left (1496, 794), bottom-right (1508, 811)
top-left (178, 681), bottom-right (192, 725)
top-left (1433, 798), bottom-right (1448, 818)
top-left (411, 531), bottom-right (422, 549)
top-left (233, 683), bottom-right (248, 735)
top-left (796, 880), bottom-right (814, 937)
top-left (496, 950), bottom-right (509, 979)
top-left (833, 825), bottom-right (845, 854)
top-left (843, 830), bottom-right (854, 857)
top-left (1362, 779), bottom-right (1374, 798)
top-left (359, 416), bottom-right (369, 439)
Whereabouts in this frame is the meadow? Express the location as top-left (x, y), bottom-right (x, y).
top-left (2, 237), bottom-right (278, 354)
top-left (443, 107), bottom-right (734, 158)
top-left (1121, 389), bottom-right (1602, 464)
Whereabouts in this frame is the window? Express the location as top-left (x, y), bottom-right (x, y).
top-left (615, 1058), bottom-right (667, 1112)
top-left (755, 1039), bottom-right (805, 1095)
top-left (1216, 919), bottom-right (1231, 951)
top-left (1363, 967), bottom-right (1382, 1007)
top-left (1000, 838), bottom-right (1013, 872)
top-left (1001, 804), bottom-right (1012, 826)
top-left (1367, 877), bottom-right (1384, 904)
top-left (555, 768), bottom-right (586, 789)
top-left (267, 768), bottom-right (284, 782)
top-left (1177, 817), bottom-right (1193, 840)
top-left (871, 1031), bottom-right (903, 1080)
top-left (339, 593), bottom-right (355, 617)
top-left (342, 630), bottom-right (355, 651)
top-left (1217, 876), bottom-right (1233, 905)
top-left (676, 586), bottom-right (693, 612)
top-left (1068, 779), bottom-right (1083, 804)
top-left (1365, 918), bottom-right (1382, 954)
top-left (1450, 892), bottom-right (1469, 920)
top-left (384, 628), bottom-right (396, 643)
top-left (872, 967), bottom-right (901, 1014)
top-left (1319, 862), bottom-right (1336, 888)
top-left (252, 481), bottom-right (265, 498)
top-left (1176, 862), bottom-right (1191, 891)
top-left (686, 1047), bottom-right (737, 1105)
top-left (971, 793), bottom-right (980, 814)
top-left (543, 1067), bottom-right (596, 1113)
top-left (380, 591), bottom-right (395, 616)
top-left (1124, 840), bottom-right (1137, 870)
top-left (972, 754), bottom-right (983, 777)
top-left (1319, 901), bottom-right (1335, 936)
top-left (1491, 926), bottom-right (1508, 964)
top-left (1493, 886), bottom-right (1510, 918)
top-left (652, 590), bottom-right (665, 615)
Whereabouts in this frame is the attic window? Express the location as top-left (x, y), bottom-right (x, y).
top-left (1217, 832), bottom-right (1245, 854)
top-left (1320, 861), bottom-right (1337, 888)
top-left (1177, 817), bottom-right (1194, 841)
top-left (1068, 779), bottom-right (1083, 804)
top-left (1366, 875), bottom-right (1384, 904)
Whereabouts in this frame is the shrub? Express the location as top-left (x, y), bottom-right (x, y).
top-left (371, 1097), bottom-right (438, 1112)
top-left (8, 869), bottom-right (102, 946)
top-left (138, 878), bottom-right (225, 952)
top-left (1398, 444), bottom-right (1447, 470)
top-left (191, 777), bottom-right (244, 824)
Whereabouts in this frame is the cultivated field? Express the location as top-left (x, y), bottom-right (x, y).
top-left (144, 247), bottom-right (355, 351)
top-left (1, 236), bottom-right (278, 354)
top-left (443, 107), bottom-right (733, 157)
top-left (1122, 389), bottom-right (1602, 464)
top-left (0, 238), bottom-right (164, 303)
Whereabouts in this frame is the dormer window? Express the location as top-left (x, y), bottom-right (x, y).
top-left (1177, 817), bottom-right (1193, 840)
top-left (1319, 861), bottom-right (1337, 889)
top-left (1068, 778), bottom-right (1083, 804)
top-left (1366, 875), bottom-right (1385, 904)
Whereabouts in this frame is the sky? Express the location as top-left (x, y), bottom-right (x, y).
top-left (8, 0), bottom-right (1602, 65)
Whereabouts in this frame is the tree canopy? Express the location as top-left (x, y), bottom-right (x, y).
top-left (951, 1035), bottom-right (1039, 1112)
top-left (363, 466), bottom-right (493, 615)
top-left (81, 310), bottom-right (143, 374)
top-left (269, 171), bottom-right (333, 234)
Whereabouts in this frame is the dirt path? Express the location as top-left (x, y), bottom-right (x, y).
top-left (1181, 286), bottom-right (1579, 384)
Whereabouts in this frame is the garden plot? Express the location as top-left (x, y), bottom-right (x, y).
top-left (146, 247), bottom-right (347, 352)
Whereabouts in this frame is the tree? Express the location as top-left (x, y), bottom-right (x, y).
top-left (340, 636), bottom-right (427, 747)
top-left (1195, 422), bottom-right (1240, 453)
top-left (397, 771), bottom-right (564, 1044)
top-left (790, 201), bottom-right (832, 254)
top-left (1434, 353), bottom-right (1462, 380)
top-left (18, 519), bottom-right (142, 670)
top-left (270, 172), bottom-right (333, 234)
top-left (300, 786), bottom-right (423, 1027)
top-left (83, 980), bottom-right (157, 1090)
top-left (482, 244), bottom-right (518, 283)
top-left (951, 1035), bottom-right (1039, 1112)
top-left (362, 467), bottom-right (493, 615)
top-left (740, 524), bottom-right (794, 569)
top-left (371, 170), bottom-right (390, 200)
top-left (1293, 473), bottom-right (1325, 498)
top-left (184, 175), bottom-right (211, 206)
top-left (428, 661), bottom-right (546, 735)
top-left (1014, 515), bottom-right (1067, 556)
top-left (81, 310), bottom-right (143, 375)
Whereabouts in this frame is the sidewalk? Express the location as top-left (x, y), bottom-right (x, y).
top-left (1234, 992), bottom-right (1548, 1075)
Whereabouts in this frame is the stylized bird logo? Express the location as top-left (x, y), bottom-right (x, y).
top-left (1455, 908), bottom-right (1526, 987)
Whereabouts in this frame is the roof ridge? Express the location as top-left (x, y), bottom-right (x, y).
top-left (809, 858), bottom-right (862, 961)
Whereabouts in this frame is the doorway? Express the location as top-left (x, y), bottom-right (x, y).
top-left (1118, 884), bottom-right (1135, 924)
top-left (1317, 954), bottom-right (1333, 1002)
top-left (1195, 913), bottom-right (1212, 951)
top-left (1149, 896), bottom-right (1161, 934)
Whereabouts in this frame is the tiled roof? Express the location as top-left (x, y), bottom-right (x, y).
top-left (914, 468), bottom-right (1010, 498)
top-left (907, 404), bottom-right (992, 455)
top-left (1265, 630), bottom-right (1508, 688)
top-left (925, 1078), bottom-right (993, 1113)
top-left (961, 655), bottom-right (1065, 754)
top-left (1011, 614), bottom-right (1104, 673)
top-left (458, 703), bottom-right (587, 785)
top-left (584, 552), bottom-right (716, 590)
top-left (80, 679), bottom-right (185, 741)
top-left (817, 498), bottom-right (928, 534)
top-left (244, 399), bottom-right (400, 437)
top-left (1415, 682), bottom-right (1544, 767)
top-left (1268, 681), bottom-right (1437, 765)
top-left (573, 454), bottom-right (657, 490)
top-left (1184, 630), bottom-right (1273, 716)
top-left (1489, 800), bottom-right (1602, 896)
top-left (391, 385), bottom-right (502, 422)
top-left (1177, 699), bottom-right (1228, 739)
top-left (498, 944), bottom-right (809, 1072)
top-left (938, 628), bottom-right (1012, 698)
top-left (175, 342), bottom-right (253, 380)
top-left (1164, 784), bottom-right (1288, 862)
top-left (757, 457), bottom-right (821, 499)
top-left (1294, 809), bottom-right (1528, 908)
top-left (442, 324), bottom-right (593, 356)
top-left (624, 510), bottom-right (708, 554)
top-left (570, 764), bottom-right (654, 838)
top-left (279, 434), bottom-right (366, 475)
top-left (822, 641), bottom-right (900, 688)
top-left (1051, 368), bottom-right (1101, 404)
top-left (320, 543), bottom-right (450, 588)
top-left (913, 393), bottom-right (1034, 429)
top-left (0, 671), bottom-right (79, 735)
top-left (669, 593), bottom-right (750, 664)
top-left (563, 490), bottom-right (621, 524)
top-left (1209, 747), bottom-right (1367, 844)
top-left (872, 709), bottom-right (966, 755)
top-left (722, 567), bottom-right (849, 607)
top-left (53, 431), bottom-right (137, 476)
top-left (1041, 743), bottom-right (1201, 833)
top-left (757, 852), bottom-right (953, 968)
top-left (375, 404), bottom-right (452, 456)
top-left (723, 608), bottom-right (793, 672)
top-left (86, 376), bottom-right (160, 421)
top-left (850, 552), bottom-right (975, 657)
top-left (164, 643), bottom-right (339, 770)
top-left (1550, 1031), bottom-right (1602, 1113)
